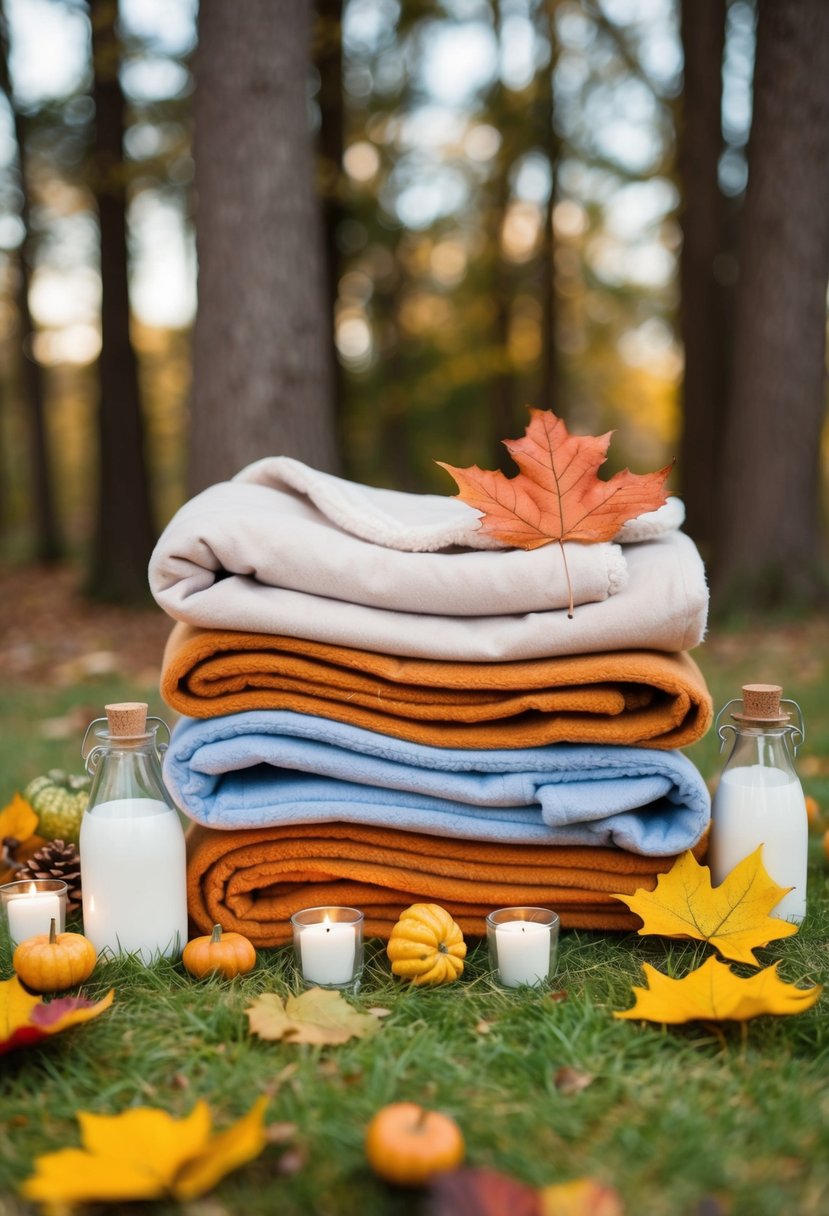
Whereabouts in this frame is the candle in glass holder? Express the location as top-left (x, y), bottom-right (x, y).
top-left (1, 880), bottom-right (67, 948)
top-left (290, 907), bottom-right (364, 988)
top-left (486, 907), bottom-right (559, 988)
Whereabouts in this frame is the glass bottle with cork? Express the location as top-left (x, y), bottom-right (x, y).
top-left (80, 701), bottom-right (188, 962)
top-left (707, 683), bottom-right (808, 923)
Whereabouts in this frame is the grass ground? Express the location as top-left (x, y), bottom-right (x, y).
top-left (1, 564), bottom-right (828, 1215)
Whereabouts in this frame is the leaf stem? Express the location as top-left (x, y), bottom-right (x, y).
top-left (558, 540), bottom-right (574, 619)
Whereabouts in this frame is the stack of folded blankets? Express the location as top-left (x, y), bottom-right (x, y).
top-left (148, 456), bottom-right (713, 946)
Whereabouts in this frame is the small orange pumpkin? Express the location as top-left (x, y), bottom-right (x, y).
top-left (13, 919), bottom-right (97, 993)
top-left (182, 924), bottom-right (256, 979)
top-left (365, 1102), bottom-right (465, 1185)
top-left (386, 903), bottom-right (466, 986)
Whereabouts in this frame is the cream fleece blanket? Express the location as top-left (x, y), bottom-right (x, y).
top-left (149, 462), bottom-right (706, 659)
top-left (151, 528), bottom-right (706, 661)
top-left (235, 455), bottom-right (686, 551)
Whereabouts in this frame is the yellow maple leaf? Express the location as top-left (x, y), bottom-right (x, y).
top-left (246, 987), bottom-right (383, 1045)
top-left (614, 957), bottom-right (821, 1024)
top-left (0, 792), bottom-right (38, 844)
top-left (611, 847), bottom-right (798, 965)
top-left (20, 1096), bottom-right (268, 1206)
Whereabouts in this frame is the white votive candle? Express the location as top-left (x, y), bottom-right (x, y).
top-left (494, 919), bottom-right (551, 988)
top-left (7, 885), bottom-right (62, 947)
top-left (299, 918), bottom-right (357, 986)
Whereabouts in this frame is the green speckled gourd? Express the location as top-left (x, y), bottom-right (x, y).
top-left (24, 770), bottom-right (91, 844)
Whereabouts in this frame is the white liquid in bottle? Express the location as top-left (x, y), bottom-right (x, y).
top-left (80, 798), bottom-right (188, 963)
top-left (708, 765), bottom-right (808, 923)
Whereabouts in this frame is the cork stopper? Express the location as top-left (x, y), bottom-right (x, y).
top-left (105, 702), bottom-right (149, 739)
top-left (731, 684), bottom-right (791, 725)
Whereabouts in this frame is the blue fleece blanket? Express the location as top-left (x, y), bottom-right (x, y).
top-left (164, 710), bottom-right (709, 856)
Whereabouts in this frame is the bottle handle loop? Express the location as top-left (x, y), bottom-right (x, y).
top-left (782, 699), bottom-right (805, 753)
top-left (714, 700), bottom-right (741, 752)
top-left (82, 715), bottom-right (171, 774)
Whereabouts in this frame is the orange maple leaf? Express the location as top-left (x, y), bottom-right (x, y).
top-left (437, 407), bottom-right (672, 615)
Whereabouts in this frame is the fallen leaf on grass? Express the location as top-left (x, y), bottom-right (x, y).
top-left (429, 1166), bottom-right (541, 1215)
top-left (0, 793), bottom-right (41, 881)
top-left (245, 988), bottom-right (383, 1045)
top-left (437, 408), bottom-right (671, 616)
top-left (0, 792), bottom-right (38, 843)
top-left (612, 848), bottom-right (798, 965)
top-left (540, 1177), bottom-right (624, 1215)
top-left (20, 1096), bottom-right (268, 1206)
top-left (614, 957), bottom-right (821, 1025)
top-left (0, 976), bottom-right (114, 1054)
top-left (553, 1067), bottom-right (594, 1096)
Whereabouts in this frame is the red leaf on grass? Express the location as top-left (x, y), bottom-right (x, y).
top-left (428, 1167), bottom-right (541, 1216)
top-left (0, 976), bottom-right (114, 1054)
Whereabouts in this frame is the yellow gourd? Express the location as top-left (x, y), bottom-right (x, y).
top-left (365, 1102), bottom-right (465, 1185)
top-left (13, 920), bottom-right (97, 993)
top-left (182, 924), bottom-right (256, 979)
top-left (386, 903), bottom-right (466, 986)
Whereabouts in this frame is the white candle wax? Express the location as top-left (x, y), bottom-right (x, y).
top-left (494, 919), bottom-right (550, 987)
top-left (7, 886), bottom-right (61, 947)
top-left (299, 919), bottom-right (356, 986)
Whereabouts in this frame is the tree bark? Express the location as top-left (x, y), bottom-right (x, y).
top-left (536, 0), bottom-right (560, 415)
top-left (0, 0), bottom-right (61, 561)
top-left (313, 0), bottom-right (345, 450)
top-left (713, 0), bottom-right (829, 610)
top-left (677, 0), bottom-right (729, 563)
top-left (188, 0), bottom-right (340, 494)
top-left (87, 0), bottom-right (157, 601)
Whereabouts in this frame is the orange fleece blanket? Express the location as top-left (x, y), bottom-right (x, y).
top-left (163, 624), bottom-right (712, 750)
top-left (186, 821), bottom-right (700, 943)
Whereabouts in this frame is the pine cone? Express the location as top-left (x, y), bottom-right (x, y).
top-left (16, 839), bottom-right (83, 916)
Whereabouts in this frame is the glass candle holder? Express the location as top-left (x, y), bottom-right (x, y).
top-left (0, 879), bottom-right (68, 949)
top-left (486, 906), bottom-right (560, 988)
top-left (290, 906), bottom-right (364, 990)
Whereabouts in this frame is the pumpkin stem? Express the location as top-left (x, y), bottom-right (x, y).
top-left (210, 924), bottom-right (223, 944)
top-left (414, 1106), bottom-right (429, 1131)
top-left (438, 941), bottom-right (448, 954)
top-left (48, 917), bottom-right (57, 945)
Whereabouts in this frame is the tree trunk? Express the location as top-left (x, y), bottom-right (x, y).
top-left (87, 0), bottom-right (156, 600)
top-left (713, 0), bottom-right (829, 610)
top-left (188, 0), bottom-right (340, 495)
top-left (0, 0), bottom-right (61, 561)
top-left (313, 0), bottom-right (346, 453)
top-left (677, 0), bottom-right (729, 563)
top-left (489, 0), bottom-right (518, 472)
top-left (536, 0), bottom-right (560, 415)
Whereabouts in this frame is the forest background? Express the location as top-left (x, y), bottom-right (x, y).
top-left (0, 0), bottom-right (827, 613)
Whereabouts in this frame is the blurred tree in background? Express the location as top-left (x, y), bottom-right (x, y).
top-left (87, 0), bottom-right (156, 599)
top-left (188, 0), bottom-right (340, 491)
top-left (0, 0), bottom-right (826, 611)
top-left (0, 0), bottom-right (61, 561)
